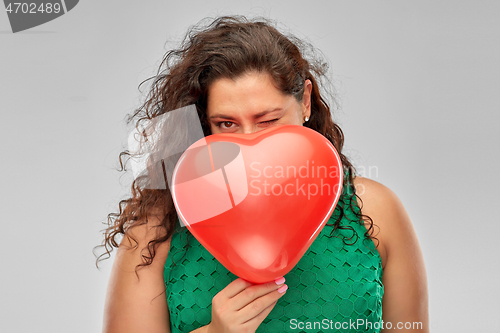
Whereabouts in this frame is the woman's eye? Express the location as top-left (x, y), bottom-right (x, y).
top-left (260, 119), bottom-right (279, 125)
top-left (217, 121), bottom-right (235, 129)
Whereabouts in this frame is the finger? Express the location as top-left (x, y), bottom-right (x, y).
top-left (241, 300), bottom-right (278, 329)
top-left (217, 278), bottom-right (254, 299)
top-left (231, 277), bottom-right (286, 310)
top-left (237, 284), bottom-right (287, 322)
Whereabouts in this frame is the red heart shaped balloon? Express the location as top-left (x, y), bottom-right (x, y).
top-left (172, 125), bottom-right (343, 283)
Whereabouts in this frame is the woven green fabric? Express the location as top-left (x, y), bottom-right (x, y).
top-left (164, 184), bottom-right (384, 332)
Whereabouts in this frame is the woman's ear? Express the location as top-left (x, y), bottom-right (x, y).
top-left (302, 79), bottom-right (313, 119)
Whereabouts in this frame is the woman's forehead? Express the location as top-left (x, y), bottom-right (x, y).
top-left (206, 72), bottom-right (295, 117)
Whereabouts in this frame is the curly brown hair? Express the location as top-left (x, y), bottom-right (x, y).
top-left (93, 15), bottom-right (375, 275)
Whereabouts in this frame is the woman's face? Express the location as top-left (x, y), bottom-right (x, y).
top-left (206, 71), bottom-right (312, 134)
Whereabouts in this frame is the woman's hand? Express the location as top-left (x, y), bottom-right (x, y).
top-left (206, 277), bottom-right (288, 333)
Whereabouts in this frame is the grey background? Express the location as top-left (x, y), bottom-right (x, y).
top-left (1, 0), bottom-right (498, 332)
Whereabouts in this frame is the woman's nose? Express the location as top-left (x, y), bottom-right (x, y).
top-left (240, 125), bottom-right (258, 135)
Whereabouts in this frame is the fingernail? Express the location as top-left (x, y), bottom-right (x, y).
top-left (274, 276), bottom-right (285, 285)
top-left (277, 284), bottom-right (288, 293)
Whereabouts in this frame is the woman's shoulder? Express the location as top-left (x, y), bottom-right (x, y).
top-left (104, 212), bottom-right (172, 332)
top-left (352, 176), bottom-right (429, 327)
top-left (351, 176), bottom-right (414, 269)
top-left (352, 175), bottom-right (397, 201)
top-left (120, 211), bottom-right (173, 271)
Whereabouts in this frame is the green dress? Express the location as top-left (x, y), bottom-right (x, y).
top-left (163, 182), bottom-right (384, 332)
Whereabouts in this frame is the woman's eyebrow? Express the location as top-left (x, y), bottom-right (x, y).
top-left (209, 108), bottom-right (282, 120)
top-left (254, 108), bottom-right (282, 118)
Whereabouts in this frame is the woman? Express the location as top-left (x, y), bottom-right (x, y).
top-left (97, 16), bottom-right (428, 333)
